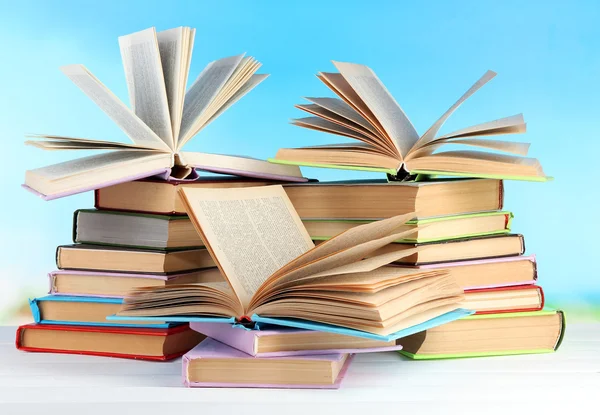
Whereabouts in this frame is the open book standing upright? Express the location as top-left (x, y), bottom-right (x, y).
top-left (112, 185), bottom-right (472, 341)
top-left (270, 61), bottom-right (549, 182)
top-left (24, 26), bottom-right (306, 200)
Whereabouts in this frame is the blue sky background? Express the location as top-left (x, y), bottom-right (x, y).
top-left (1, 0), bottom-right (599, 321)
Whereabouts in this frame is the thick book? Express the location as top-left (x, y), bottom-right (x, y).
top-left (305, 211), bottom-right (513, 243)
top-left (94, 177), bottom-right (292, 215)
top-left (72, 209), bottom-right (203, 250)
top-left (49, 268), bottom-right (223, 298)
top-left (16, 323), bottom-right (204, 361)
top-left (270, 61), bottom-right (549, 182)
top-left (341, 234), bottom-right (526, 266)
top-left (23, 26), bottom-right (305, 200)
top-left (56, 244), bottom-right (215, 274)
top-left (182, 338), bottom-right (352, 389)
top-left (190, 322), bottom-right (402, 357)
top-left (112, 185), bottom-right (471, 341)
top-left (461, 285), bottom-right (544, 315)
top-left (29, 295), bottom-right (175, 328)
top-left (398, 309), bottom-right (565, 359)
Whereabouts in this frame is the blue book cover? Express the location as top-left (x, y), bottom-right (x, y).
top-left (29, 295), bottom-right (180, 329)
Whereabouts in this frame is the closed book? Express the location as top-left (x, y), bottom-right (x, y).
top-left (29, 295), bottom-right (175, 328)
top-left (182, 338), bottom-right (352, 388)
top-left (190, 322), bottom-right (402, 357)
top-left (461, 285), bottom-right (544, 314)
top-left (16, 323), bottom-right (204, 361)
top-left (56, 244), bottom-right (214, 274)
top-left (399, 309), bottom-right (565, 359)
top-left (48, 268), bottom-right (223, 298)
top-left (72, 209), bottom-right (203, 250)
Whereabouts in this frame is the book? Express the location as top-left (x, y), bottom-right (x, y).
top-left (398, 309), bottom-right (565, 359)
top-left (285, 178), bottom-right (503, 219)
top-left (56, 244), bottom-right (214, 274)
top-left (190, 322), bottom-right (402, 357)
top-left (269, 61), bottom-right (548, 182)
top-left (95, 177), bottom-right (504, 219)
top-left (305, 211), bottom-right (513, 243)
top-left (113, 185), bottom-right (471, 341)
top-left (357, 234), bottom-right (525, 265)
top-left (461, 285), bottom-right (544, 314)
top-left (94, 177), bottom-right (290, 215)
top-left (182, 338), bottom-right (352, 388)
top-left (408, 255), bottom-right (538, 289)
top-left (29, 295), bottom-right (175, 328)
top-left (49, 268), bottom-right (223, 298)
top-left (73, 209), bottom-right (203, 250)
top-left (23, 26), bottom-right (305, 200)
top-left (16, 323), bottom-right (204, 361)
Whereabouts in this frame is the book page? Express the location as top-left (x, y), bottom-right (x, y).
top-left (292, 117), bottom-right (376, 142)
top-left (408, 138), bottom-right (530, 159)
top-left (179, 185), bottom-right (314, 311)
top-left (60, 65), bottom-right (170, 151)
top-left (178, 54), bottom-right (245, 143)
top-left (412, 70), bottom-right (497, 150)
top-left (437, 114), bottom-right (526, 140)
top-left (332, 61), bottom-right (420, 158)
top-left (157, 27), bottom-right (193, 144)
top-left (306, 97), bottom-right (380, 136)
top-left (26, 134), bottom-right (153, 149)
top-left (119, 27), bottom-right (174, 148)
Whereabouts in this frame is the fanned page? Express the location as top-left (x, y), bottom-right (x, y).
top-left (60, 64), bottom-right (170, 152)
top-left (179, 185), bottom-right (314, 310)
top-left (119, 27), bottom-right (174, 148)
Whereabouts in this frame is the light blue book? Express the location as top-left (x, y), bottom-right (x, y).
top-left (29, 295), bottom-right (179, 329)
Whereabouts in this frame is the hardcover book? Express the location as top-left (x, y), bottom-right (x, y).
top-left (24, 26), bottom-right (305, 200)
top-left (270, 61), bottom-right (548, 182)
top-left (16, 323), bottom-right (204, 361)
top-left (182, 338), bottom-right (352, 388)
top-left (461, 285), bottom-right (544, 315)
top-left (112, 185), bottom-right (472, 341)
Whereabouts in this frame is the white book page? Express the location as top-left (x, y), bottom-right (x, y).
top-left (412, 70), bottom-right (497, 150)
top-left (119, 27), bottom-right (174, 149)
top-left (179, 185), bottom-right (314, 310)
top-left (60, 65), bottom-right (170, 151)
top-left (332, 61), bottom-right (420, 158)
top-left (157, 27), bottom-right (191, 144)
top-left (178, 54), bottom-right (245, 144)
top-left (437, 114), bottom-right (526, 139)
top-left (306, 97), bottom-right (380, 136)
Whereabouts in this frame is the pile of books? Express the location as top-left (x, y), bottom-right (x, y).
top-left (16, 25), bottom-right (564, 390)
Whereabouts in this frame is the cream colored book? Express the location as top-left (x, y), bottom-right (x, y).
top-left (270, 61), bottom-right (549, 182)
top-left (24, 26), bottom-right (305, 200)
top-left (113, 185), bottom-right (471, 341)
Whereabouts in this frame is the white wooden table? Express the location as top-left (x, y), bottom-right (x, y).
top-left (1, 325), bottom-right (599, 415)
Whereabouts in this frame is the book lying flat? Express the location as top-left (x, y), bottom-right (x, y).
top-left (94, 177), bottom-right (293, 215)
top-left (461, 285), bottom-right (544, 315)
top-left (407, 255), bottom-right (538, 290)
top-left (56, 244), bottom-right (215, 274)
top-left (270, 61), bottom-right (549, 182)
top-left (398, 309), bottom-right (565, 359)
top-left (113, 185), bottom-right (471, 341)
top-left (305, 211), bottom-right (513, 243)
top-left (49, 268), bottom-right (223, 298)
top-left (29, 295), bottom-right (176, 328)
top-left (182, 338), bottom-right (352, 388)
top-left (191, 322), bottom-right (402, 357)
top-left (73, 209), bottom-right (204, 250)
top-left (356, 234), bottom-right (525, 265)
top-left (16, 323), bottom-right (204, 361)
top-left (24, 26), bottom-right (305, 200)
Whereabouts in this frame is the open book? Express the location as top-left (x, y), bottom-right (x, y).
top-left (269, 61), bottom-right (549, 181)
top-left (111, 185), bottom-right (471, 341)
top-left (24, 26), bottom-right (306, 200)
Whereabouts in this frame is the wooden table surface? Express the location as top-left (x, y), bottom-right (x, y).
top-left (1, 324), bottom-right (598, 415)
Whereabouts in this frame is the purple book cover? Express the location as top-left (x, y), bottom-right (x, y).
top-left (190, 322), bottom-right (402, 357)
top-left (182, 338), bottom-right (353, 389)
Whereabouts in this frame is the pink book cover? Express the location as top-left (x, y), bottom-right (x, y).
top-left (182, 338), bottom-right (353, 389)
top-left (48, 270), bottom-right (200, 298)
top-left (407, 254), bottom-right (537, 290)
top-left (190, 322), bottom-right (402, 357)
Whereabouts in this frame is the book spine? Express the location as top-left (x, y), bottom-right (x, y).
top-left (72, 209), bottom-right (81, 244)
top-left (28, 299), bottom-right (41, 323)
top-left (498, 180), bottom-right (505, 209)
